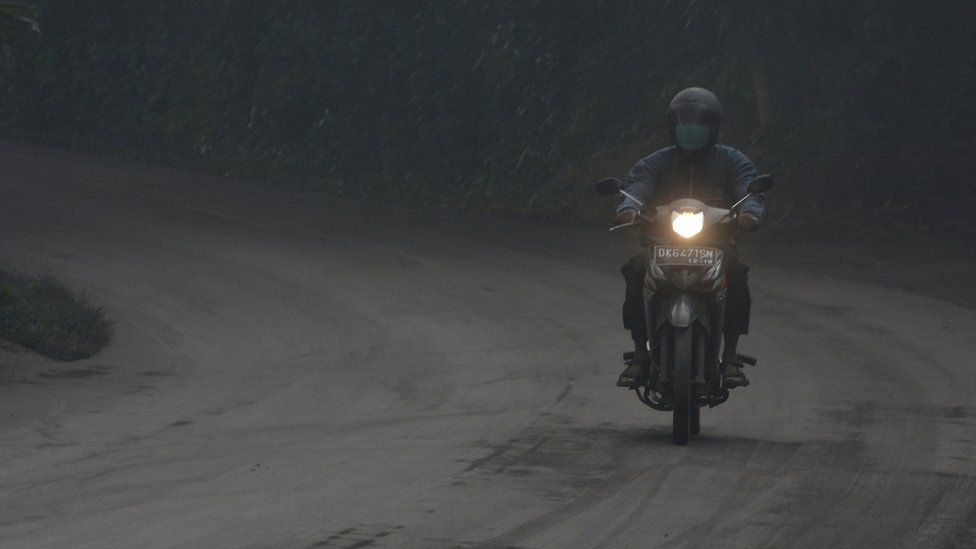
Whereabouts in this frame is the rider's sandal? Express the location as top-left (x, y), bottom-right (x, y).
top-left (617, 361), bottom-right (646, 388)
top-left (722, 361), bottom-right (750, 388)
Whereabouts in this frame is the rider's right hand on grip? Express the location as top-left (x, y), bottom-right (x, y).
top-left (615, 209), bottom-right (638, 225)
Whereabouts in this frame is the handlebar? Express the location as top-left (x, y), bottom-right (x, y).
top-left (608, 210), bottom-right (743, 240)
top-left (598, 174), bottom-right (771, 236)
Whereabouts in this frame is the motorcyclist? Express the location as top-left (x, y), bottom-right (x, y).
top-left (615, 87), bottom-right (766, 389)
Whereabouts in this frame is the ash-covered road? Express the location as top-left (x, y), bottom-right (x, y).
top-left (1, 142), bottom-right (974, 548)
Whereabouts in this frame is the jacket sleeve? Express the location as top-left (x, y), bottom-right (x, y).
top-left (616, 156), bottom-right (654, 215)
top-left (729, 150), bottom-right (766, 226)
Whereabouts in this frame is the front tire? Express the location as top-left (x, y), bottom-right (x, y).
top-left (672, 326), bottom-right (692, 445)
top-left (691, 325), bottom-right (707, 435)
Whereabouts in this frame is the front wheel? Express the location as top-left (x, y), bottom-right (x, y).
top-left (672, 326), bottom-right (692, 445)
top-left (690, 325), bottom-right (707, 436)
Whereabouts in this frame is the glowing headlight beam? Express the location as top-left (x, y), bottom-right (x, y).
top-left (671, 211), bottom-right (704, 238)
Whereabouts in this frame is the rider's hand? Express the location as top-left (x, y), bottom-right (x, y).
top-left (737, 212), bottom-right (760, 231)
top-left (615, 209), bottom-right (638, 225)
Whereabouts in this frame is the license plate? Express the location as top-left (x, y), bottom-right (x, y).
top-left (653, 246), bottom-right (719, 266)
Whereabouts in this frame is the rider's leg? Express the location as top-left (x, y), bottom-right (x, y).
top-left (722, 333), bottom-right (741, 363)
top-left (618, 328), bottom-right (648, 387)
top-left (618, 255), bottom-right (649, 387)
top-left (723, 260), bottom-right (752, 387)
top-left (631, 328), bottom-right (650, 363)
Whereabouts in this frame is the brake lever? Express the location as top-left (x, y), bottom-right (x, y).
top-left (609, 221), bottom-right (639, 232)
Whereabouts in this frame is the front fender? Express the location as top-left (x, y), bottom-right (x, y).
top-left (656, 293), bottom-right (711, 330)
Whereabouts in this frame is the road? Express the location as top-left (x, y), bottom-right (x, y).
top-left (1, 141), bottom-right (974, 548)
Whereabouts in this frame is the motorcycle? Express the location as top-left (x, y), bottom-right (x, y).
top-left (596, 175), bottom-right (774, 445)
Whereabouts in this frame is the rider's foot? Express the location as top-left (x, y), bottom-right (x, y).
top-left (617, 362), bottom-right (645, 388)
top-left (722, 360), bottom-right (750, 388)
top-left (617, 350), bottom-right (649, 388)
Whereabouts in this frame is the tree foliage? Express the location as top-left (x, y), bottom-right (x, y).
top-left (0, 1), bottom-right (974, 226)
top-left (0, 1), bottom-right (38, 40)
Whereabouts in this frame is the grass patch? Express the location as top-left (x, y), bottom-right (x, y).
top-left (0, 269), bottom-right (112, 361)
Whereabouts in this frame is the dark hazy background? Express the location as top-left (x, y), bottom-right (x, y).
top-left (1, 1), bottom-right (974, 233)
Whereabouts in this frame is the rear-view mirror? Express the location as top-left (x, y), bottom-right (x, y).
top-left (596, 178), bottom-right (624, 196)
top-left (747, 175), bottom-right (773, 194)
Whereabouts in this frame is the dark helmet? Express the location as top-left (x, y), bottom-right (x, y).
top-left (667, 87), bottom-right (722, 151)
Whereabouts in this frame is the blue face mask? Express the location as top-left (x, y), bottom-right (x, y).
top-left (675, 124), bottom-right (711, 151)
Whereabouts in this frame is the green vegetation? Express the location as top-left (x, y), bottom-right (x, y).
top-left (0, 269), bottom-right (112, 360)
top-left (0, 1), bottom-right (973, 230)
top-left (0, 1), bottom-right (39, 39)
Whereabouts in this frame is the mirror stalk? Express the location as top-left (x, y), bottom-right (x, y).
top-left (618, 189), bottom-right (645, 209)
top-left (729, 192), bottom-right (754, 212)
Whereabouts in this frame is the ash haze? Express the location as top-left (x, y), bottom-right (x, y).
top-left (0, 3), bottom-right (974, 548)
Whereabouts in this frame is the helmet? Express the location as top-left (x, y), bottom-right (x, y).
top-left (667, 87), bottom-right (722, 151)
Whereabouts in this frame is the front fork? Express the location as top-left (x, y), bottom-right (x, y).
top-left (642, 286), bottom-right (663, 386)
top-left (643, 287), bottom-right (727, 391)
top-left (708, 289), bottom-right (726, 384)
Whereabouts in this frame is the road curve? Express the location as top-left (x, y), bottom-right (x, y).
top-left (1, 142), bottom-right (974, 548)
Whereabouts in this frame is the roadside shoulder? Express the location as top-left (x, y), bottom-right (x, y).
top-left (746, 232), bottom-right (976, 311)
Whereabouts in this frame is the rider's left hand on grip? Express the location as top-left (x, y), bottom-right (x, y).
top-left (737, 213), bottom-right (759, 231)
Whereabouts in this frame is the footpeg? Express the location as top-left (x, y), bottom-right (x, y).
top-left (736, 354), bottom-right (758, 366)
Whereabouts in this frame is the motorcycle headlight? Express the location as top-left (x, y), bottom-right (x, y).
top-left (671, 210), bottom-right (704, 238)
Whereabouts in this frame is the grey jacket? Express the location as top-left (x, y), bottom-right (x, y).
top-left (616, 144), bottom-right (766, 224)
